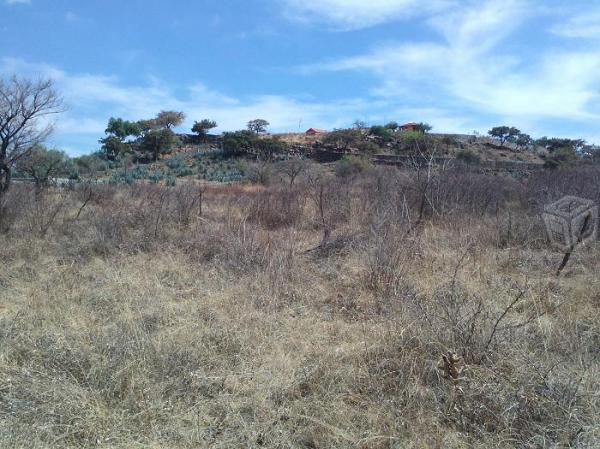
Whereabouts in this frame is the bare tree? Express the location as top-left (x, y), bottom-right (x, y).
top-left (277, 158), bottom-right (308, 187)
top-left (0, 76), bottom-right (64, 197)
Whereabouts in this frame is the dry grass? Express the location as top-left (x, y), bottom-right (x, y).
top-left (0, 165), bottom-right (599, 448)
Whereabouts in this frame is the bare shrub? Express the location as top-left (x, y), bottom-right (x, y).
top-left (89, 194), bottom-right (131, 254)
top-left (21, 187), bottom-right (69, 238)
top-left (493, 208), bottom-right (547, 249)
top-left (246, 186), bottom-right (306, 229)
top-left (245, 161), bottom-right (273, 185)
top-left (184, 216), bottom-right (270, 274)
top-left (72, 182), bottom-right (96, 220)
top-left (0, 183), bottom-right (29, 233)
top-left (363, 210), bottom-right (415, 300)
top-left (171, 183), bottom-right (204, 226)
top-left (276, 158), bottom-right (308, 187)
top-left (354, 167), bottom-right (412, 228)
top-left (426, 167), bottom-right (523, 219)
top-left (527, 165), bottom-right (600, 210)
top-left (219, 219), bottom-right (271, 273)
top-left (305, 169), bottom-right (351, 244)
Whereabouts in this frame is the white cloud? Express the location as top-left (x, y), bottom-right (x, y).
top-left (551, 10), bottom-right (600, 38)
top-left (305, 0), bottom-right (600, 128)
top-left (0, 58), bottom-right (372, 154)
top-left (429, 0), bottom-right (529, 53)
top-left (282, 0), bottom-right (452, 30)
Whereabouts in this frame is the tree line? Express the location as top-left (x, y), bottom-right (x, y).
top-left (2, 74), bottom-right (600, 198)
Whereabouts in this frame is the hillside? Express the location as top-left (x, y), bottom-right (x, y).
top-left (90, 130), bottom-right (549, 187)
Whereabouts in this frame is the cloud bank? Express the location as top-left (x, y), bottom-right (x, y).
top-left (282, 0), bottom-right (451, 29)
top-left (303, 0), bottom-right (600, 139)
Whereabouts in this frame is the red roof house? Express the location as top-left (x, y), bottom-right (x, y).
top-left (305, 128), bottom-right (328, 136)
top-left (400, 122), bottom-right (419, 131)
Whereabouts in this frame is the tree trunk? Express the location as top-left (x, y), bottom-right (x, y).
top-left (0, 162), bottom-right (11, 196)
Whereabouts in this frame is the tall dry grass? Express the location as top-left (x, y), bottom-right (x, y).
top-left (0, 164), bottom-right (599, 448)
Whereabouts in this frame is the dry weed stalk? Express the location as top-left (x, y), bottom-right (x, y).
top-left (438, 351), bottom-right (466, 414)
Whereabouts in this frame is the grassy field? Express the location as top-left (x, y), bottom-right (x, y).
top-left (0, 163), bottom-right (598, 448)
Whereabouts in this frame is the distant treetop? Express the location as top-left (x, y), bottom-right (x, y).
top-left (247, 119), bottom-right (270, 134)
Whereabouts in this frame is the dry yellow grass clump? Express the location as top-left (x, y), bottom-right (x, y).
top-left (0, 163), bottom-right (599, 448)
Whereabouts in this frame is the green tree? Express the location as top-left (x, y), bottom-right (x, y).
top-left (335, 155), bottom-right (374, 179)
top-left (384, 121), bottom-right (399, 131)
top-left (222, 130), bottom-right (258, 156)
top-left (535, 137), bottom-right (585, 154)
top-left (99, 117), bottom-right (140, 160)
top-left (99, 136), bottom-right (127, 161)
top-left (440, 135), bottom-right (457, 152)
top-left (155, 110), bottom-right (186, 129)
top-left (135, 112), bottom-right (182, 162)
top-left (222, 130), bottom-right (285, 160)
top-left (73, 153), bottom-right (108, 177)
top-left (322, 128), bottom-right (362, 150)
top-left (16, 146), bottom-right (71, 189)
top-left (105, 117), bottom-right (140, 139)
top-left (488, 126), bottom-right (520, 147)
top-left (396, 130), bottom-right (435, 154)
top-left (369, 125), bottom-right (394, 143)
top-left (138, 128), bottom-right (178, 162)
top-left (515, 132), bottom-right (533, 151)
top-left (256, 138), bottom-right (287, 161)
top-left (456, 149), bottom-right (481, 165)
top-left (536, 137), bottom-right (587, 168)
top-left (191, 119), bottom-right (217, 139)
top-left (543, 149), bottom-right (580, 168)
top-left (247, 119), bottom-right (269, 134)
top-left (416, 122), bottom-right (433, 134)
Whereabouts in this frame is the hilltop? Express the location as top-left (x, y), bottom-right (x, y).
top-left (84, 128), bottom-right (550, 186)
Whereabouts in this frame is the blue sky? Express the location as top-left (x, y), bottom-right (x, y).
top-left (1, 0), bottom-right (599, 155)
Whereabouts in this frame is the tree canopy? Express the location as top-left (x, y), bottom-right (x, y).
top-left (16, 145), bottom-right (72, 188)
top-left (488, 126), bottom-right (520, 147)
top-left (322, 129), bottom-right (362, 150)
top-left (535, 137), bottom-right (586, 154)
top-left (192, 119), bottom-right (217, 137)
top-left (416, 122), bottom-right (433, 134)
top-left (98, 112), bottom-right (184, 163)
top-left (247, 119), bottom-right (270, 134)
top-left (138, 126), bottom-right (178, 162)
top-left (99, 117), bottom-right (141, 160)
top-left (515, 132), bottom-right (533, 151)
top-left (155, 111), bottom-right (186, 129)
top-left (369, 125), bottom-right (394, 143)
top-left (105, 117), bottom-right (140, 140)
top-left (223, 130), bottom-right (286, 160)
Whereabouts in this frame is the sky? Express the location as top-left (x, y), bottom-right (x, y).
top-left (1, 0), bottom-right (599, 155)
